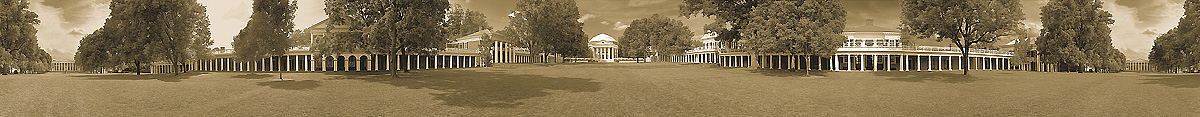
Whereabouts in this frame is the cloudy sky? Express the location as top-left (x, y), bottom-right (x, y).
top-left (30, 0), bottom-right (1186, 60)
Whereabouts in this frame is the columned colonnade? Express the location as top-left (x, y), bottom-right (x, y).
top-left (709, 54), bottom-right (1009, 71)
top-left (191, 54), bottom-right (480, 72)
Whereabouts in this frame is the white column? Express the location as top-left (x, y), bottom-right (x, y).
top-left (872, 55), bottom-right (878, 71)
top-left (885, 55), bottom-right (890, 71)
top-left (859, 54), bottom-right (865, 71)
top-left (832, 55), bottom-right (839, 71)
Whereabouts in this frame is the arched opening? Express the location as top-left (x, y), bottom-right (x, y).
top-left (314, 56), bottom-right (324, 71)
top-left (325, 56), bottom-right (334, 71)
top-left (348, 56), bottom-right (358, 71)
top-left (359, 56), bottom-right (369, 71)
top-left (337, 56), bottom-right (345, 71)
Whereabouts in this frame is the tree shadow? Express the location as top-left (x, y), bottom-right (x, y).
top-left (874, 72), bottom-right (980, 83)
top-left (73, 72), bottom-right (208, 82)
top-left (256, 80), bottom-right (322, 90)
top-left (750, 69), bottom-right (829, 77)
top-left (323, 72), bottom-right (392, 80)
top-left (231, 73), bottom-right (273, 79)
top-left (334, 70), bottom-right (602, 108)
top-left (1140, 74), bottom-right (1200, 88)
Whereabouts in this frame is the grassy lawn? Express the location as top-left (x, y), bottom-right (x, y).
top-left (0, 63), bottom-right (1197, 116)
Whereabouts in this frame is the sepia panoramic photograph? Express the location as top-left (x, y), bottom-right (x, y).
top-left (1, 0), bottom-right (1199, 116)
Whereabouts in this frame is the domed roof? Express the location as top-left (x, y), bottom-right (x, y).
top-left (590, 34), bottom-right (616, 42)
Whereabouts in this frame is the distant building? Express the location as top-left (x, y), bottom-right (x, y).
top-left (670, 19), bottom-right (1015, 71)
top-left (146, 18), bottom-right (562, 73)
top-left (588, 34), bottom-right (618, 62)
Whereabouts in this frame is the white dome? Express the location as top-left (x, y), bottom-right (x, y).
top-left (590, 34), bottom-right (616, 42)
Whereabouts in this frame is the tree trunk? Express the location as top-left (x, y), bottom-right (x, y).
top-left (805, 55), bottom-right (811, 76)
top-left (402, 51), bottom-right (410, 73)
top-left (135, 60), bottom-right (141, 75)
top-left (390, 52), bottom-right (398, 78)
top-left (174, 60), bottom-right (180, 75)
top-left (751, 53), bottom-right (761, 69)
top-left (961, 49), bottom-right (970, 75)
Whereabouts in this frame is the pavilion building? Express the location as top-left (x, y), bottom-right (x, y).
top-left (588, 34), bottom-right (618, 62)
top-left (671, 20), bottom-right (1015, 71)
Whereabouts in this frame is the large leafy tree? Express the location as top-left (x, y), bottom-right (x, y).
top-left (233, 0), bottom-right (295, 79)
top-left (680, 0), bottom-right (780, 49)
top-left (900, 0), bottom-right (1025, 75)
top-left (1010, 26), bottom-right (1037, 70)
top-left (1150, 0), bottom-right (1200, 73)
top-left (503, 0), bottom-right (589, 62)
top-left (75, 0), bottom-right (212, 75)
top-left (322, 0), bottom-right (449, 76)
top-left (742, 0), bottom-right (846, 75)
top-left (234, 0), bottom-right (296, 64)
top-left (618, 14), bottom-right (695, 62)
top-left (444, 5), bottom-right (493, 66)
top-left (444, 4), bottom-right (491, 39)
top-left (1037, 0), bottom-right (1125, 72)
top-left (0, 0), bottom-right (50, 74)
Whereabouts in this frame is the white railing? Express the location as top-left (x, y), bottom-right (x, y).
top-left (907, 46), bottom-right (1013, 55)
top-left (443, 48), bottom-right (479, 53)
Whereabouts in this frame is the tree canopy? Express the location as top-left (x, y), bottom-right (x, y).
top-left (321, 0), bottom-right (450, 74)
top-left (445, 4), bottom-right (491, 39)
top-left (1150, 0), bottom-right (1200, 73)
top-left (900, 0), bottom-right (1025, 75)
top-left (0, 0), bottom-right (51, 73)
top-left (741, 0), bottom-right (846, 74)
top-left (680, 0), bottom-right (782, 48)
top-left (75, 0), bottom-right (212, 75)
top-left (502, 0), bottom-right (589, 60)
top-left (233, 0), bottom-right (297, 62)
top-left (1036, 0), bottom-right (1125, 72)
top-left (618, 14), bottom-right (695, 59)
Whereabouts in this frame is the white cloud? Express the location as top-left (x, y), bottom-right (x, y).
top-left (578, 14), bottom-right (598, 23)
top-left (1103, 1), bottom-right (1184, 59)
top-left (612, 21), bottom-right (629, 30)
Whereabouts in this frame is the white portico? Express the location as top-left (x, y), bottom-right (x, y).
top-left (589, 34), bottom-right (619, 62)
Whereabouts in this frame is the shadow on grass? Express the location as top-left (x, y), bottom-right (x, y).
top-left (874, 72), bottom-right (979, 83)
top-left (73, 72), bottom-right (208, 82)
top-left (232, 73), bottom-right (273, 79)
top-left (694, 64), bottom-right (735, 70)
top-left (331, 70), bottom-right (602, 108)
top-left (256, 80), bottom-right (322, 90)
top-left (1140, 74), bottom-right (1200, 88)
top-left (750, 69), bottom-right (828, 77)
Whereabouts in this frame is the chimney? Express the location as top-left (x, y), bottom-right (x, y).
top-left (866, 19), bottom-right (874, 26)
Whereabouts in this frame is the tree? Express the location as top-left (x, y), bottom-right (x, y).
top-left (322, 0), bottom-right (449, 77)
top-left (1150, 0), bottom-right (1200, 73)
top-left (1037, 0), bottom-right (1125, 73)
top-left (680, 0), bottom-right (781, 49)
top-left (444, 4), bottom-right (493, 66)
top-left (741, 0), bottom-right (846, 76)
top-left (618, 14), bottom-right (695, 63)
top-left (75, 0), bottom-right (211, 75)
top-left (444, 4), bottom-right (491, 39)
top-left (900, 0), bottom-right (1025, 75)
top-left (0, 0), bottom-right (51, 74)
top-left (1010, 26), bottom-right (1037, 70)
top-left (504, 0), bottom-right (589, 63)
top-left (234, 0), bottom-right (295, 79)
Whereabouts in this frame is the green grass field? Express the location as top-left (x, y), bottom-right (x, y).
top-left (1, 63), bottom-right (1197, 116)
